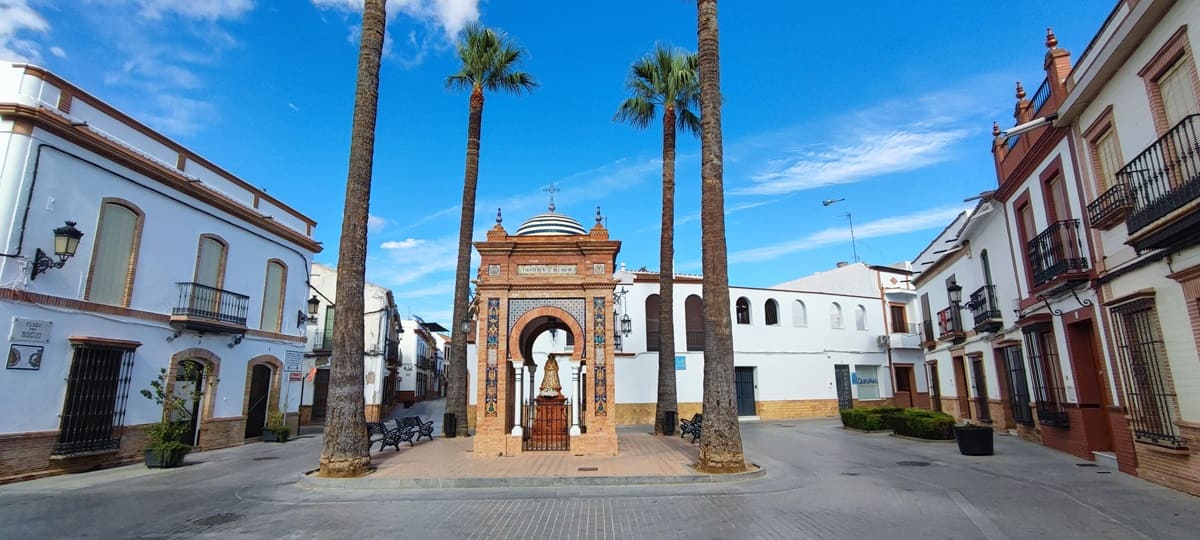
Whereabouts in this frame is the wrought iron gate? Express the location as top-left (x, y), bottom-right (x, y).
top-left (524, 399), bottom-right (570, 451)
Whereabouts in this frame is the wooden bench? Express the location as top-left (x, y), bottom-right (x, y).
top-left (400, 416), bottom-right (435, 442)
top-left (680, 413), bottom-right (702, 443)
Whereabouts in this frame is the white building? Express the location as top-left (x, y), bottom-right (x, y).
top-left (300, 263), bottom-right (401, 423)
top-left (394, 315), bottom-right (447, 408)
top-left (0, 63), bottom-right (320, 480)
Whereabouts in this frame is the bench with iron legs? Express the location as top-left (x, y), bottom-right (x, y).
top-left (680, 413), bottom-right (702, 443)
top-left (367, 419), bottom-right (418, 451)
top-left (400, 416), bottom-right (435, 442)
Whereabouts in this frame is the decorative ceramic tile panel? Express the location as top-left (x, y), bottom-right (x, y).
top-left (485, 298), bottom-right (499, 417)
top-left (507, 298), bottom-right (585, 334)
top-left (593, 296), bottom-right (607, 416)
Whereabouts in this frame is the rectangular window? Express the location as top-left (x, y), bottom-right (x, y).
top-left (1023, 326), bottom-right (1069, 427)
top-left (854, 365), bottom-right (879, 400)
top-left (54, 344), bottom-right (136, 456)
top-left (87, 203), bottom-right (138, 306)
top-left (1110, 299), bottom-right (1185, 447)
top-left (1002, 346), bottom-right (1034, 425)
top-left (1158, 58), bottom-right (1200, 127)
top-left (890, 304), bottom-right (908, 333)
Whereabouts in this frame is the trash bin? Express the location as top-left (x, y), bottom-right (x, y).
top-left (443, 412), bottom-right (457, 438)
top-left (663, 410), bottom-right (677, 436)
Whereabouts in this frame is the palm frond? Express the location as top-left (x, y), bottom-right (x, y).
top-left (614, 96), bottom-right (655, 129)
top-left (448, 23), bottom-right (535, 96)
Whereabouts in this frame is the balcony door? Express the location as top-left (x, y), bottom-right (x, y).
top-left (193, 236), bottom-right (227, 316)
top-left (1045, 173), bottom-right (1071, 223)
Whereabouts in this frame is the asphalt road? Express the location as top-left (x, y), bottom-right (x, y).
top-left (1, 419), bottom-right (1197, 539)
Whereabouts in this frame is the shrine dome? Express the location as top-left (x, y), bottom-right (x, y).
top-left (514, 210), bottom-right (587, 236)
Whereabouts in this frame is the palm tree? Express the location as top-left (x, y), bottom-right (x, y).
top-left (695, 0), bottom-right (745, 473)
top-left (318, 0), bottom-right (387, 478)
top-left (445, 24), bottom-right (537, 437)
top-left (614, 44), bottom-right (699, 436)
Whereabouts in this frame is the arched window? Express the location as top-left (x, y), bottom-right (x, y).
top-left (86, 200), bottom-right (143, 306)
top-left (830, 302), bottom-right (843, 329)
top-left (855, 305), bottom-right (867, 331)
top-left (260, 260), bottom-right (287, 332)
top-left (764, 299), bottom-right (779, 326)
top-left (685, 295), bottom-right (704, 351)
top-left (645, 294), bottom-right (661, 352)
top-left (736, 297), bottom-right (751, 324)
top-left (792, 300), bottom-right (807, 327)
top-left (194, 235), bottom-right (228, 289)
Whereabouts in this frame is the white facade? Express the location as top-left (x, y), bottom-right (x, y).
top-left (0, 63), bottom-right (319, 478)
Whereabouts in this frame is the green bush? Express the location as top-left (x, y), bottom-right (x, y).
top-left (840, 407), bottom-right (904, 431)
top-left (888, 408), bottom-right (955, 440)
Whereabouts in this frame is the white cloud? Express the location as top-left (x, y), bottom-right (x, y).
top-left (728, 206), bottom-right (968, 264)
top-left (311, 0), bottom-right (478, 37)
top-left (736, 129), bottom-right (968, 196)
top-left (49, 45), bottom-right (65, 58)
top-left (401, 204), bottom-right (460, 231)
top-left (367, 214), bottom-right (388, 233)
top-left (141, 94), bottom-right (217, 136)
top-left (287, 102), bottom-right (300, 112)
top-left (380, 238), bottom-right (425, 250)
top-left (128, 0), bottom-right (255, 20)
top-left (0, 1), bottom-right (49, 63)
top-left (368, 234), bottom-right (457, 287)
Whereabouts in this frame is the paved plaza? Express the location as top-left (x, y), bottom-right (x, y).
top-left (1, 405), bottom-right (1196, 539)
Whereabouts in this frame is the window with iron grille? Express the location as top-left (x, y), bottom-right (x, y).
top-left (1022, 325), bottom-right (1069, 427)
top-left (54, 344), bottom-right (136, 456)
top-left (1002, 346), bottom-right (1034, 425)
top-left (1110, 299), bottom-right (1186, 448)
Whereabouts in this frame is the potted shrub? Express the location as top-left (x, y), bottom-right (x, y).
top-left (953, 422), bottom-right (994, 455)
top-left (140, 366), bottom-right (202, 468)
top-left (263, 410), bottom-right (290, 443)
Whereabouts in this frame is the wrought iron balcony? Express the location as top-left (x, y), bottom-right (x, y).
top-left (937, 307), bottom-right (964, 343)
top-left (1086, 183), bottom-right (1132, 230)
top-left (170, 282), bottom-right (248, 333)
top-left (313, 328), bottom-right (333, 353)
top-left (1119, 114), bottom-right (1200, 250)
top-left (385, 339), bottom-right (399, 363)
top-left (1027, 219), bottom-right (1088, 286)
top-left (966, 285), bottom-right (1003, 333)
top-left (1030, 77), bottom-right (1052, 115)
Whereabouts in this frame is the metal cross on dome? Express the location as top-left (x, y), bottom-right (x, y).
top-left (543, 182), bottom-right (558, 212)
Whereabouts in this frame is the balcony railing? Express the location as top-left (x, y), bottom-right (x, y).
top-left (1027, 219), bottom-right (1088, 286)
top-left (172, 282), bottom-right (248, 328)
top-left (1086, 183), bottom-right (1132, 230)
top-left (1119, 114), bottom-right (1200, 238)
top-left (937, 307), bottom-right (963, 341)
top-left (385, 340), bottom-right (398, 362)
top-left (967, 285), bottom-right (1003, 331)
top-left (1030, 77), bottom-right (1052, 114)
top-left (313, 329), bottom-right (333, 352)
top-left (890, 321), bottom-right (920, 334)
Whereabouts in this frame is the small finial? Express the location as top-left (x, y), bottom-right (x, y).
top-left (595, 206), bottom-right (602, 224)
top-left (1015, 81), bottom-right (1026, 100)
top-left (496, 208), bottom-right (502, 224)
top-left (543, 182), bottom-right (558, 213)
top-left (1045, 27), bottom-right (1058, 49)
top-left (992, 121), bottom-right (1001, 136)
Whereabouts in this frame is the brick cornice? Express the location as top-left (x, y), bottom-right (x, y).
top-left (0, 103), bottom-right (321, 254)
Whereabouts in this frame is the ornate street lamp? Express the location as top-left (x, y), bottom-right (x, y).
top-left (31, 221), bottom-right (84, 280)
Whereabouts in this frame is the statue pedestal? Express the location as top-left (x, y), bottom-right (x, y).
top-left (530, 395), bottom-right (568, 447)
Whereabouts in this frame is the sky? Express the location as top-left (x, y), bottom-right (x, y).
top-left (2, 0), bottom-right (1118, 326)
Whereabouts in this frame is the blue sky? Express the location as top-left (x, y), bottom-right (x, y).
top-left (2, 1), bottom-right (1116, 325)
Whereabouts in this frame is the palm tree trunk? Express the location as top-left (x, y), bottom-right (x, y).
top-left (655, 105), bottom-right (679, 435)
top-left (318, 0), bottom-right (386, 478)
top-left (696, 0), bottom-right (745, 473)
top-left (447, 85), bottom-right (485, 437)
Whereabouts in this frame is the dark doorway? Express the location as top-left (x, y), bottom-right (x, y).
top-left (1067, 320), bottom-right (1114, 452)
top-left (894, 365), bottom-right (914, 408)
top-left (244, 364), bottom-right (271, 439)
top-left (928, 362), bottom-right (942, 412)
top-left (176, 360), bottom-right (204, 446)
top-left (834, 364), bottom-right (853, 410)
top-left (970, 357), bottom-right (991, 421)
top-left (953, 356), bottom-right (971, 419)
top-left (311, 368), bottom-right (330, 423)
top-left (735, 367), bottom-right (757, 416)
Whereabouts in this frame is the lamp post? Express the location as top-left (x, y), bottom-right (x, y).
top-left (821, 199), bottom-right (859, 263)
top-left (30, 221), bottom-right (84, 280)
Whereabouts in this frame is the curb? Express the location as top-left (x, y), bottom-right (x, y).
top-left (889, 433), bottom-right (954, 443)
top-left (297, 463), bottom-right (766, 490)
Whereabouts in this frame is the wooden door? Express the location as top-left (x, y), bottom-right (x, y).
top-left (894, 365), bottom-right (914, 408)
top-left (311, 368), bottom-right (330, 422)
top-left (953, 356), bottom-right (971, 419)
top-left (243, 364), bottom-right (271, 438)
top-left (735, 367), bottom-right (757, 416)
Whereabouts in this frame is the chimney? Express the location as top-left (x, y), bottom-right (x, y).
top-left (836, 261), bottom-right (849, 268)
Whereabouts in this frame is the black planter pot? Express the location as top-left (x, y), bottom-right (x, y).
top-left (954, 425), bottom-right (994, 456)
top-left (262, 429), bottom-right (289, 442)
top-left (144, 448), bottom-right (188, 468)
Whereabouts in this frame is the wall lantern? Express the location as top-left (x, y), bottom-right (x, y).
top-left (620, 314), bottom-right (632, 337)
top-left (31, 221), bottom-right (84, 280)
top-left (307, 295), bottom-right (321, 321)
top-left (461, 317), bottom-right (472, 334)
top-left (947, 283), bottom-right (963, 307)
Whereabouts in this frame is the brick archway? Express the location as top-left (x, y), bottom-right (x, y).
top-left (167, 347), bottom-right (221, 448)
top-left (242, 355), bottom-right (283, 439)
top-left (507, 305), bottom-right (585, 364)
